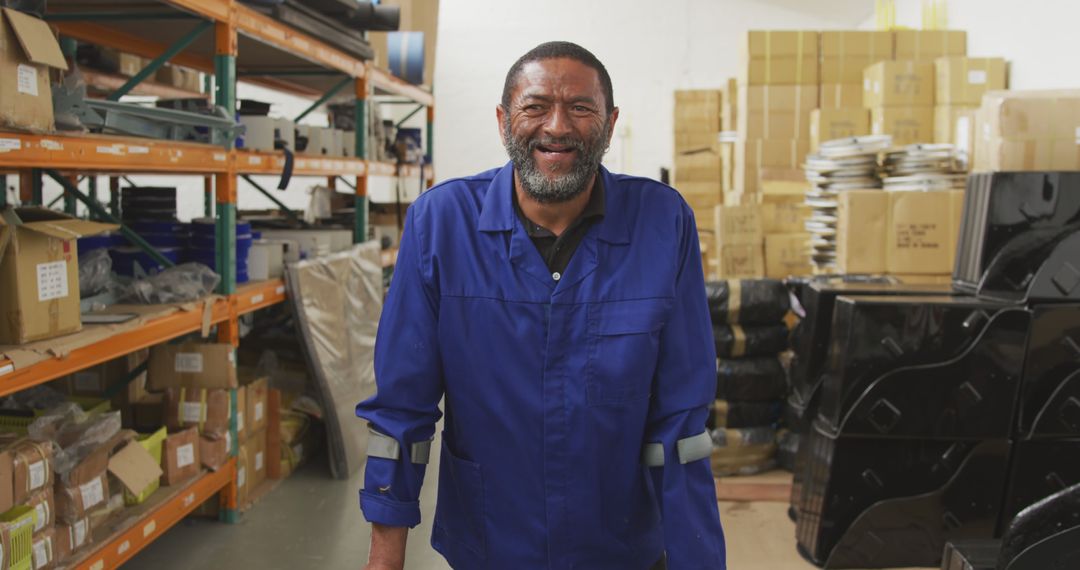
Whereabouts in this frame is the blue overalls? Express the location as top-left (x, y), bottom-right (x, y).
top-left (356, 162), bottom-right (726, 569)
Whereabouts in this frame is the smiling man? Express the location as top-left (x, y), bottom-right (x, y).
top-left (356, 41), bottom-right (726, 570)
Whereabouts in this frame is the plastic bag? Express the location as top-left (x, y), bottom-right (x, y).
top-left (304, 185), bottom-right (333, 223)
top-left (706, 279), bottom-right (790, 325)
top-left (79, 248), bottom-right (113, 297)
top-left (713, 323), bottom-right (790, 358)
top-left (28, 408), bottom-right (121, 478)
top-left (123, 263), bottom-right (221, 304)
top-left (716, 356), bottom-right (788, 401)
top-left (707, 399), bottom-right (782, 430)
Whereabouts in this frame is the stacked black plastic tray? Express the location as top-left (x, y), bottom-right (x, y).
top-left (705, 279), bottom-right (790, 476)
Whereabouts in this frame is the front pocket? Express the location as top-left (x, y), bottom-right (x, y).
top-left (586, 299), bottom-right (671, 406)
top-left (435, 439), bottom-right (486, 557)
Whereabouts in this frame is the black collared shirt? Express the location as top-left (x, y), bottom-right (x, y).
top-left (513, 178), bottom-right (606, 277)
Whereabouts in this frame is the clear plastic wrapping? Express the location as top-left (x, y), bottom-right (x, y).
top-left (713, 324), bottom-right (790, 358)
top-left (706, 279), bottom-right (791, 325)
top-left (28, 408), bottom-right (121, 478)
top-left (123, 263), bottom-right (221, 304)
top-left (78, 248), bottom-right (113, 297)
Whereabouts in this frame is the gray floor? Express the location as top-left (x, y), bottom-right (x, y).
top-left (124, 434), bottom-right (451, 570)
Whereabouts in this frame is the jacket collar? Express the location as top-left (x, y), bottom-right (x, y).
top-left (477, 161), bottom-right (632, 245)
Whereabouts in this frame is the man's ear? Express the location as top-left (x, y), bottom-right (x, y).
top-left (496, 104), bottom-right (508, 145)
top-left (606, 107), bottom-right (620, 145)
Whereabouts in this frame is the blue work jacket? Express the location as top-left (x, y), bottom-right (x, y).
top-left (356, 162), bottom-right (726, 569)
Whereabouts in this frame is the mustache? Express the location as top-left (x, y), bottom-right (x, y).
top-left (525, 136), bottom-right (586, 152)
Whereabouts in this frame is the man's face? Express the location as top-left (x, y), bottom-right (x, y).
top-left (498, 57), bottom-right (618, 204)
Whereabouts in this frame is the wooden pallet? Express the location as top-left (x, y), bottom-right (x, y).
top-left (714, 469), bottom-right (794, 502)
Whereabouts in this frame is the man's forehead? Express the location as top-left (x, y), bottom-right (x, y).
top-left (513, 58), bottom-right (603, 95)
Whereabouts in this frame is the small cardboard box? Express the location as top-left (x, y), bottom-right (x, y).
top-left (243, 377), bottom-right (267, 436)
top-left (893, 30), bottom-right (967, 61)
top-left (759, 169), bottom-right (809, 199)
top-left (760, 200), bottom-right (809, 234)
top-left (32, 528), bottom-right (55, 570)
top-left (934, 105), bottom-right (978, 145)
top-left (154, 64), bottom-right (200, 92)
top-left (0, 208), bottom-right (115, 344)
top-left (871, 106), bottom-right (935, 146)
top-left (737, 84), bottom-right (817, 139)
top-left (837, 190), bottom-right (888, 274)
top-left (164, 388), bottom-right (232, 439)
top-left (715, 243), bottom-right (765, 279)
top-left (819, 83), bottom-right (863, 109)
top-left (28, 487), bottom-right (53, 535)
top-left (734, 139), bottom-right (810, 194)
top-left (810, 107), bottom-right (871, 149)
top-left (934, 57), bottom-right (1007, 106)
top-left (713, 204), bottom-right (763, 246)
top-left (199, 435), bottom-right (228, 472)
top-left (886, 190), bottom-right (965, 274)
top-left (820, 31), bottom-right (893, 58)
top-left (131, 394), bottom-right (165, 434)
top-left (973, 89), bottom-right (1080, 172)
top-left (863, 61), bottom-right (935, 108)
top-left (147, 342), bottom-right (238, 391)
top-left (674, 131), bottom-right (719, 154)
top-left (55, 517), bottom-right (90, 562)
top-left (106, 440), bottom-right (163, 500)
top-left (0, 448), bottom-right (13, 514)
top-left (676, 181), bottom-right (723, 199)
top-left (674, 89), bottom-right (722, 133)
top-left (11, 439), bottom-right (50, 505)
top-left (236, 440), bottom-right (252, 504)
top-left (765, 233), bottom-right (812, 278)
top-left (0, 8), bottom-right (69, 133)
top-left (161, 428), bottom-right (200, 486)
top-left (54, 472), bottom-right (108, 525)
top-left (674, 149), bottom-right (722, 183)
top-left (241, 428), bottom-right (267, 499)
top-left (743, 30), bottom-right (820, 59)
top-left (740, 30), bottom-right (819, 86)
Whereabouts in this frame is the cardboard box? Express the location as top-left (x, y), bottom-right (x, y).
top-left (28, 487), bottom-right (53, 535)
top-left (820, 31), bottom-right (893, 58)
top-left (740, 30), bottom-right (819, 86)
top-left (810, 107), bottom-right (871, 149)
top-left (737, 85), bottom-right (817, 140)
top-left (863, 61), bottom-right (935, 108)
top-left (675, 181), bottom-right (723, 198)
top-left (934, 105), bottom-right (978, 145)
top-left (0, 449), bottom-right (13, 515)
top-left (243, 428), bottom-right (267, 498)
top-left (734, 139), bottom-right (810, 194)
top-left (106, 440), bottom-right (162, 500)
top-left (837, 190), bottom-right (888, 274)
top-left (720, 141), bottom-right (734, 192)
top-left (199, 435), bottom-right (228, 472)
top-left (54, 517), bottom-right (90, 562)
top-left (161, 428), bottom-right (199, 486)
top-left (147, 342), bottom-right (238, 392)
top-left (64, 430), bottom-right (134, 490)
top-left (821, 55), bottom-right (889, 85)
top-left (893, 30), bottom-right (967, 61)
top-left (934, 57), bottom-right (1007, 106)
top-left (760, 200), bottom-right (809, 234)
top-left (236, 440), bottom-right (251, 505)
top-left (721, 77), bottom-right (738, 132)
top-left (131, 394), bottom-right (165, 434)
top-left (154, 64), bottom-right (200, 92)
top-left (164, 388), bottom-right (232, 439)
top-left (743, 31), bottom-right (819, 58)
top-left (0, 8), bottom-right (69, 133)
top-left (0, 208), bottom-right (114, 344)
top-left (713, 204), bottom-right (763, 246)
top-left (714, 243), bottom-right (765, 279)
top-left (674, 131), bottom-right (719, 154)
top-left (117, 51), bottom-right (144, 77)
top-left (54, 472), bottom-right (108, 524)
top-left (235, 385), bottom-right (247, 444)
top-left (871, 106), bottom-right (935, 146)
top-left (674, 149), bottom-right (722, 183)
top-left (32, 528), bottom-right (54, 570)
top-left (674, 89), bottom-right (722, 133)
top-left (819, 83), bottom-right (863, 109)
top-left (973, 89), bottom-right (1080, 172)
top-left (765, 233), bottom-right (812, 278)
top-left (886, 190), bottom-right (964, 274)
top-left (759, 169), bottom-right (808, 199)
top-left (11, 439), bottom-right (51, 505)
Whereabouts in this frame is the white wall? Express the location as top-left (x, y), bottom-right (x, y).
top-left (432, 0), bottom-right (869, 182)
top-left (863, 0), bottom-right (1080, 90)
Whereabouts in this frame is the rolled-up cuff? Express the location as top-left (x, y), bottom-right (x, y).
top-left (359, 490), bottom-right (422, 528)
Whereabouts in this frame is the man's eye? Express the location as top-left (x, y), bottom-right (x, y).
top-left (573, 105), bottom-right (591, 113)
top-left (523, 104), bottom-right (544, 112)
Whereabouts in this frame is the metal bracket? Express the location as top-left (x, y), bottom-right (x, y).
top-left (240, 175), bottom-right (309, 228)
top-left (294, 76), bottom-right (353, 123)
top-left (108, 20), bottom-right (213, 101)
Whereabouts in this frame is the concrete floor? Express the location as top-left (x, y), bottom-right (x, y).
top-left (124, 437), bottom-right (451, 570)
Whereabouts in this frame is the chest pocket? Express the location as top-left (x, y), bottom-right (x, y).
top-left (586, 298), bottom-right (671, 406)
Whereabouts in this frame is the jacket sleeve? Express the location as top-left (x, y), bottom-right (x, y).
top-left (645, 201), bottom-right (726, 569)
top-left (355, 204), bottom-right (444, 528)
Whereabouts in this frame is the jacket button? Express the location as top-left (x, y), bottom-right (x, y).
top-left (552, 272), bottom-right (561, 281)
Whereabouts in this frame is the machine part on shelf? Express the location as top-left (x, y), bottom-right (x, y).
top-left (263, 1), bottom-right (375, 61)
top-left (287, 242), bottom-right (383, 479)
top-left (300, 0), bottom-right (401, 31)
top-left (705, 279), bottom-right (791, 325)
top-left (277, 146), bottom-right (295, 190)
top-left (84, 99), bottom-right (244, 147)
top-left (240, 175), bottom-right (308, 227)
top-left (387, 32), bottom-right (425, 85)
top-left (51, 69), bottom-right (103, 132)
top-left (997, 482), bottom-right (1080, 570)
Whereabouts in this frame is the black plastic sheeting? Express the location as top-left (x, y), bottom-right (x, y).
top-left (706, 399), bottom-right (782, 429)
top-left (713, 324), bottom-right (789, 358)
top-left (716, 356), bottom-right (787, 401)
top-left (706, 279), bottom-right (790, 325)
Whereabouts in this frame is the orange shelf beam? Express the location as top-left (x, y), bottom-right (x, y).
top-left (367, 161), bottom-right (434, 181)
top-left (53, 22), bottom-right (215, 73)
top-left (368, 66), bottom-right (434, 107)
top-left (0, 132), bottom-right (230, 174)
top-left (71, 460), bottom-right (237, 570)
top-left (234, 278), bottom-right (288, 315)
top-left (234, 4), bottom-right (366, 78)
top-left (80, 70), bottom-right (209, 100)
top-left (234, 151), bottom-right (367, 177)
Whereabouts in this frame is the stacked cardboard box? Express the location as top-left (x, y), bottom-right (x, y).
top-left (673, 89), bottom-right (724, 236)
top-left (712, 204), bottom-right (764, 278)
top-left (734, 31), bottom-right (819, 198)
top-left (972, 89), bottom-right (1080, 172)
top-left (864, 60), bottom-right (936, 146)
top-left (815, 32), bottom-right (887, 149)
top-left (934, 57), bottom-right (1008, 165)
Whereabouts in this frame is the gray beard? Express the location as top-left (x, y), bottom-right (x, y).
top-left (503, 119), bottom-right (609, 204)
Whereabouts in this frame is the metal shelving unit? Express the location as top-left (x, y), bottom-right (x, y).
top-left (0, 1), bottom-right (434, 566)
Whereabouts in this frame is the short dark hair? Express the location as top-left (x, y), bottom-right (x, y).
top-left (501, 41), bottom-right (615, 116)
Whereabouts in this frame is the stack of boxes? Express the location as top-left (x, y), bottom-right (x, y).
top-left (813, 31), bottom-right (886, 150)
top-left (972, 89), bottom-right (1080, 172)
top-left (672, 89), bottom-right (724, 277)
top-left (933, 56), bottom-right (1007, 162)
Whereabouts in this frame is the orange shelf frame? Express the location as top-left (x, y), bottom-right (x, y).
top-left (70, 460), bottom-right (237, 570)
top-left (234, 151), bottom-right (367, 177)
top-left (368, 66), bottom-right (434, 107)
top-left (235, 278), bottom-right (288, 315)
top-left (367, 161), bottom-right (434, 181)
top-left (0, 132), bottom-right (230, 174)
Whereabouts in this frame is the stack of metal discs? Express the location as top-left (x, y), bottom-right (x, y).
top-left (882, 143), bottom-right (967, 191)
top-left (803, 135), bottom-right (893, 272)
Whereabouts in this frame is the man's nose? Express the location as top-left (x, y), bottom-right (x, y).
top-left (542, 105), bottom-right (573, 139)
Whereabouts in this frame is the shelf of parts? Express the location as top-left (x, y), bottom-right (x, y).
top-left (0, 279), bottom-right (285, 398)
top-left (68, 460), bottom-right (237, 570)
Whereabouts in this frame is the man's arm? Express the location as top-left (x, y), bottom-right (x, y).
top-left (644, 200), bottom-right (726, 569)
top-left (355, 204), bottom-right (444, 559)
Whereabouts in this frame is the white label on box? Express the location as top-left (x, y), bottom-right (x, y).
top-left (174, 352), bottom-right (204, 373)
top-left (73, 519), bottom-right (88, 547)
top-left (0, 138), bottom-right (21, 152)
top-left (176, 443), bottom-right (195, 468)
top-left (255, 451), bottom-right (264, 472)
top-left (967, 69), bottom-right (987, 85)
top-left (34, 502), bottom-right (47, 532)
top-left (73, 371), bottom-right (103, 392)
top-left (36, 261), bottom-right (69, 302)
top-left (29, 460), bottom-right (46, 491)
top-left (181, 402), bottom-right (204, 424)
top-left (250, 293), bottom-right (264, 305)
top-left (0, 364), bottom-right (12, 376)
top-left (237, 411), bottom-right (245, 432)
top-left (143, 520), bottom-right (157, 538)
top-left (237, 466), bottom-right (247, 489)
top-left (128, 146), bottom-right (150, 155)
top-left (17, 64), bottom-right (38, 96)
top-left (40, 139), bottom-right (63, 151)
top-left (254, 402), bottom-right (264, 423)
top-left (32, 538), bottom-right (48, 570)
top-left (863, 78), bottom-right (870, 91)
top-left (80, 478), bottom-right (105, 508)
top-left (873, 81), bottom-right (880, 94)
top-left (956, 116), bottom-right (971, 157)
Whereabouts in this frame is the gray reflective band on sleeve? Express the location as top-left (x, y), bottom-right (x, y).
top-left (367, 428), bottom-right (401, 461)
top-left (641, 442), bottom-right (665, 467)
top-left (677, 431), bottom-right (713, 464)
top-left (410, 439), bottom-right (433, 465)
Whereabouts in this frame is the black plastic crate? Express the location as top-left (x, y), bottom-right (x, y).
top-left (1017, 304), bottom-right (1080, 438)
top-left (999, 438), bottom-right (1080, 534)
